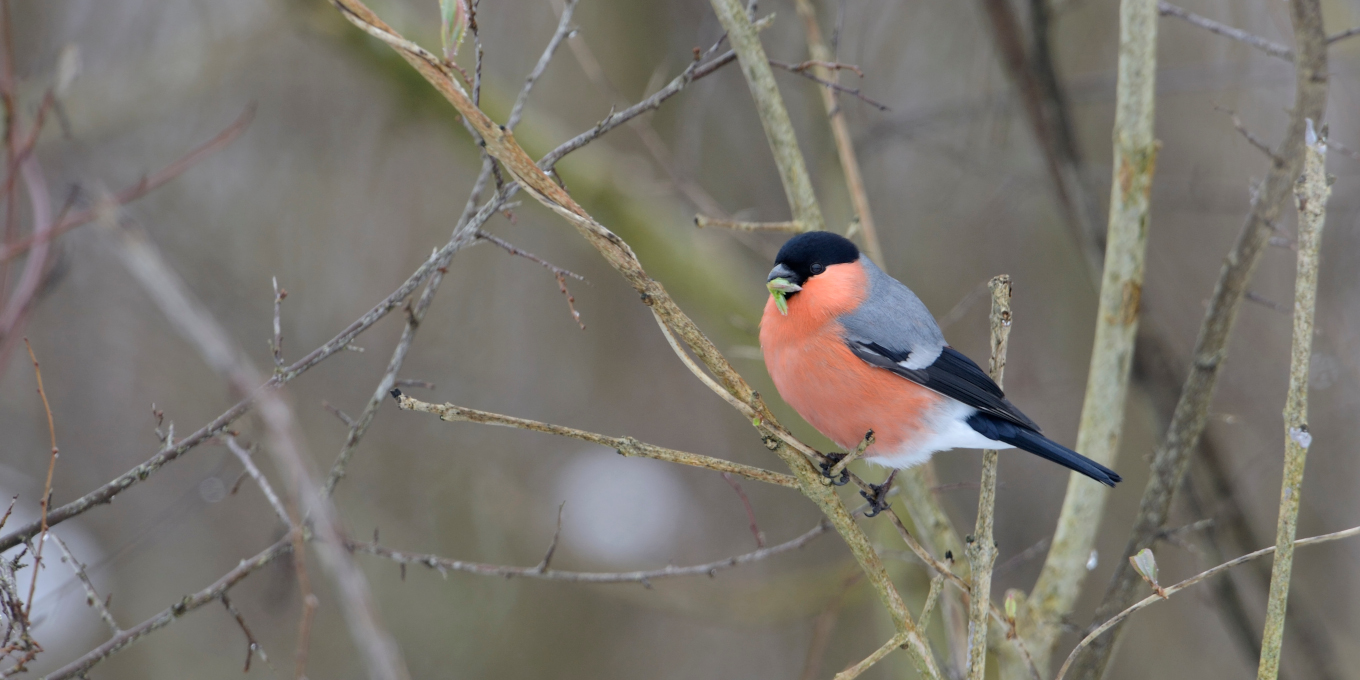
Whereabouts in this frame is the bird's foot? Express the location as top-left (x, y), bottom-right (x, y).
top-left (818, 453), bottom-right (851, 486)
top-left (860, 470), bottom-right (898, 517)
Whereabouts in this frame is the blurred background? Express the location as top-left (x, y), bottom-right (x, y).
top-left (5, 0), bottom-right (1360, 677)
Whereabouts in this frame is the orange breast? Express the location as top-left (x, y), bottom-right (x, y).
top-left (759, 262), bottom-right (943, 456)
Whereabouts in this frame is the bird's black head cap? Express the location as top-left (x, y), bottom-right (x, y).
top-left (771, 231), bottom-right (860, 284)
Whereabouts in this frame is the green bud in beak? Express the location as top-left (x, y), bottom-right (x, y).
top-left (767, 277), bottom-right (801, 316)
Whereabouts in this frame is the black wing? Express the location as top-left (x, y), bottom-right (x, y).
top-left (848, 341), bottom-right (1041, 432)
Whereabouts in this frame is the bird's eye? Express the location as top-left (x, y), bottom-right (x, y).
top-left (810, 263), bottom-right (826, 274)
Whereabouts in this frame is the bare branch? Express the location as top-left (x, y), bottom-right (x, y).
top-left (965, 276), bottom-right (1011, 680)
top-left (0, 106), bottom-right (254, 265)
top-left (1020, 0), bottom-right (1156, 669)
top-left (50, 535), bottom-right (119, 636)
top-left (693, 214), bottom-right (803, 232)
top-left (349, 521), bottom-right (831, 584)
top-left (1157, 2), bottom-right (1293, 61)
top-left (708, 0), bottom-right (825, 231)
top-left (506, 0), bottom-right (577, 130)
top-left (768, 59), bottom-right (890, 111)
top-left (475, 230), bottom-right (585, 329)
top-left (224, 436), bottom-right (292, 528)
top-left (1257, 121), bottom-right (1329, 680)
top-left (391, 390), bottom-right (799, 489)
top-left (270, 277), bottom-right (286, 369)
top-left (1073, 1), bottom-right (1329, 676)
top-left (790, 0), bottom-right (885, 264)
top-left (721, 473), bottom-right (765, 548)
top-left (1054, 525), bottom-right (1360, 680)
top-left (219, 594), bottom-right (267, 673)
top-left (44, 539), bottom-right (292, 680)
top-left (20, 339), bottom-right (59, 623)
top-left (0, 5), bottom-right (736, 554)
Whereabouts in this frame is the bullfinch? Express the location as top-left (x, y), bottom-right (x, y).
top-left (760, 232), bottom-right (1121, 495)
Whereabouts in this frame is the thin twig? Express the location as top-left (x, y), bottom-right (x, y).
top-left (0, 106), bottom-right (254, 265)
top-left (224, 437), bottom-right (292, 528)
top-left (1054, 524), bottom-right (1360, 680)
top-left (50, 535), bottom-right (119, 636)
top-left (768, 59), bottom-right (890, 112)
top-left (392, 391), bottom-right (798, 489)
top-left (887, 509), bottom-right (1042, 680)
top-left (693, 215), bottom-right (803, 232)
top-left (721, 473), bottom-right (765, 548)
top-left (475, 230), bottom-right (585, 329)
top-left (827, 430), bottom-right (874, 479)
top-left (506, 0), bottom-right (577, 130)
top-left (20, 339), bottom-right (58, 622)
top-left (43, 540), bottom-right (292, 680)
top-left (1157, 2), bottom-right (1293, 61)
top-left (1216, 106), bottom-right (1281, 161)
top-left (220, 594), bottom-right (267, 673)
top-left (350, 520), bottom-right (831, 583)
top-left (798, 570), bottom-right (861, 680)
top-left (329, 5), bottom-right (938, 677)
top-left (271, 277), bottom-right (286, 369)
top-left (965, 276), bottom-right (1011, 680)
top-left (1257, 121), bottom-right (1328, 680)
top-left (834, 631), bottom-right (909, 680)
top-left (533, 503), bottom-right (567, 573)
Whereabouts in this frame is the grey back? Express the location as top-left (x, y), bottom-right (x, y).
top-left (840, 256), bottom-right (946, 369)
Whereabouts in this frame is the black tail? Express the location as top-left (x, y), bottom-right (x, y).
top-left (966, 413), bottom-right (1122, 487)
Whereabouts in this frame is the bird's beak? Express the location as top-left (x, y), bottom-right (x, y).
top-left (766, 264), bottom-right (801, 316)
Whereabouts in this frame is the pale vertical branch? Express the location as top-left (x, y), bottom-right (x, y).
top-left (1071, 1), bottom-right (1328, 676)
top-left (791, 0), bottom-right (883, 264)
top-left (707, 0), bottom-right (825, 232)
top-left (965, 275), bottom-right (1012, 680)
top-left (1015, 0), bottom-right (1157, 673)
top-left (1256, 121), bottom-right (1328, 680)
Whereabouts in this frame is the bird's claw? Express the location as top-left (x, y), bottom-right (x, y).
top-left (819, 453), bottom-right (850, 486)
top-left (860, 471), bottom-right (897, 517)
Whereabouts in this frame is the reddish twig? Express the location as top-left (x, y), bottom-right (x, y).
top-left (220, 594), bottom-right (266, 673)
top-left (0, 106), bottom-right (255, 265)
top-left (20, 339), bottom-right (58, 622)
top-left (768, 59), bottom-right (890, 111)
top-left (475, 230), bottom-right (586, 329)
top-left (721, 472), bottom-right (765, 548)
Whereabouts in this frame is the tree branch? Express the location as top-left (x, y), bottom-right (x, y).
top-left (43, 540), bottom-right (292, 680)
top-left (325, 2), bottom-right (935, 675)
top-left (1055, 524), bottom-right (1360, 680)
top-left (348, 520), bottom-right (830, 584)
top-left (1257, 120), bottom-right (1328, 680)
top-left (965, 276), bottom-right (1011, 680)
top-left (391, 391), bottom-right (799, 489)
top-left (1016, 0), bottom-right (1157, 672)
top-left (1157, 2), bottom-right (1293, 62)
top-left (707, 0), bottom-right (825, 232)
top-left (1070, 1), bottom-right (1328, 676)
top-left (790, 0), bottom-right (885, 264)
